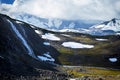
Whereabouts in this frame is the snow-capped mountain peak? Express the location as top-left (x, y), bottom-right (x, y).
top-left (90, 18), bottom-right (120, 32)
top-left (8, 12), bottom-right (120, 36)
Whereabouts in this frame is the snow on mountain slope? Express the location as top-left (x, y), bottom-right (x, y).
top-left (11, 13), bottom-right (48, 29)
top-left (42, 33), bottom-right (60, 41)
top-left (59, 29), bottom-right (80, 32)
top-left (87, 18), bottom-right (120, 35)
top-left (90, 18), bottom-right (120, 32)
top-left (109, 58), bottom-right (118, 62)
top-left (38, 52), bottom-right (55, 62)
top-left (10, 12), bottom-right (94, 30)
top-left (9, 12), bottom-right (120, 36)
top-left (35, 30), bottom-right (42, 34)
top-left (95, 38), bottom-right (108, 41)
top-left (43, 42), bottom-right (50, 46)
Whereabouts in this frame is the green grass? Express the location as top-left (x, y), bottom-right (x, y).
top-left (55, 34), bottom-right (120, 70)
top-left (58, 47), bottom-right (73, 65)
top-left (72, 36), bottom-right (95, 43)
top-left (61, 66), bottom-right (120, 79)
top-left (57, 41), bottom-right (112, 65)
top-left (58, 47), bottom-right (73, 54)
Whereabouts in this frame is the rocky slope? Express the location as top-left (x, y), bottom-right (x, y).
top-left (0, 14), bottom-right (61, 77)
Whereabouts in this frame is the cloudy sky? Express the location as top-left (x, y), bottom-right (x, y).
top-left (0, 0), bottom-right (120, 21)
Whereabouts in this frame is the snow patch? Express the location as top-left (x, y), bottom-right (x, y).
top-left (70, 79), bottom-right (76, 80)
top-left (116, 33), bottom-right (120, 35)
top-left (93, 24), bottom-right (105, 28)
top-left (62, 42), bottom-right (94, 49)
top-left (35, 30), bottom-right (42, 34)
top-left (16, 21), bottom-right (23, 24)
top-left (109, 58), bottom-right (117, 62)
top-left (38, 52), bottom-right (55, 62)
top-left (43, 52), bottom-right (51, 58)
top-left (43, 42), bottom-right (50, 46)
top-left (61, 34), bottom-right (71, 37)
top-left (96, 38), bottom-right (108, 41)
top-left (30, 25), bottom-right (35, 28)
top-left (59, 29), bottom-right (80, 33)
top-left (42, 33), bottom-right (60, 41)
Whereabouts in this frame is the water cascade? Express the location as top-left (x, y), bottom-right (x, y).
top-left (7, 20), bottom-right (36, 58)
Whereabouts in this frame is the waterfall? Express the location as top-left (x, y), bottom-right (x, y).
top-left (7, 20), bottom-right (36, 58)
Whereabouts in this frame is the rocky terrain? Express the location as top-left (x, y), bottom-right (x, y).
top-left (0, 14), bottom-right (120, 80)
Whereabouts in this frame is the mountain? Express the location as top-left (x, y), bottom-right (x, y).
top-left (0, 14), bottom-right (69, 79)
top-left (10, 12), bottom-right (120, 36)
top-left (0, 14), bottom-right (120, 79)
top-left (90, 18), bottom-right (120, 32)
top-left (10, 12), bottom-right (96, 30)
top-left (89, 18), bottom-right (120, 35)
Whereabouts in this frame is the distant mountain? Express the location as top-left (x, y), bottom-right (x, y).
top-left (10, 12), bottom-right (120, 36)
top-left (89, 18), bottom-right (120, 35)
top-left (10, 12), bottom-right (96, 30)
top-left (90, 18), bottom-right (120, 32)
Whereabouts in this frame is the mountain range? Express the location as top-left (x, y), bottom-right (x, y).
top-left (0, 13), bottom-right (120, 79)
top-left (89, 18), bottom-right (120, 35)
top-left (9, 12), bottom-right (120, 36)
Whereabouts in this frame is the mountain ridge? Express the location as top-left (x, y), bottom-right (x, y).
top-left (90, 18), bottom-right (120, 31)
top-left (9, 12), bottom-right (120, 36)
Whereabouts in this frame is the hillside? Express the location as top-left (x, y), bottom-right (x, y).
top-left (0, 14), bottom-right (120, 80)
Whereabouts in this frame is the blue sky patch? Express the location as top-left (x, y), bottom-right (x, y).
top-left (1, 0), bottom-right (14, 4)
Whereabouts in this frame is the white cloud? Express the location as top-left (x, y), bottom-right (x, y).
top-left (0, 0), bottom-right (120, 20)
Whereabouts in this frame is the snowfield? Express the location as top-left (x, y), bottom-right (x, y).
top-left (38, 52), bottom-right (55, 62)
top-left (42, 33), bottom-right (60, 41)
top-left (62, 42), bottom-right (94, 49)
top-left (96, 38), bottom-right (108, 41)
top-left (109, 58), bottom-right (117, 62)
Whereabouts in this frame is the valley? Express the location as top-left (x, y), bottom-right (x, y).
top-left (0, 14), bottom-right (120, 80)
